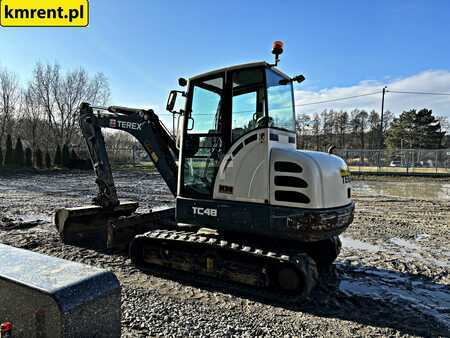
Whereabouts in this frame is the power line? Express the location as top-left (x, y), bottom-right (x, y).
top-left (387, 90), bottom-right (450, 96)
top-left (161, 89), bottom-right (384, 114)
top-left (295, 90), bottom-right (381, 107)
top-left (131, 88), bottom-right (450, 115)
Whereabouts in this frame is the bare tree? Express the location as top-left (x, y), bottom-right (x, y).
top-left (368, 110), bottom-right (380, 149)
top-left (321, 109), bottom-right (334, 146)
top-left (29, 63), bottom-right (58, 149)
top-left (436, 116), bottom-right (448, 147)
top-left (335, 110), bottom-right (349, 148)
top-left (295, 114), bottom-right (311, 148)
top-left (53, 68), bottom-right (110, 144)
top-left (382, 110), bottom-right (393, 134)
top-left (21, 85), bottom-right (45, 150)
top-left (30, 63), bottom-right (110, 147)
top-left (0, 68), bottom-right (20, 145)
top-left (103, 130), bottom-right (136, 161)
top-left (311, 113), bottom-right (321, 150)
top-left (357, 110), bottom-right (369, 149)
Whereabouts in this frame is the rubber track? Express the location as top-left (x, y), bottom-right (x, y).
top-left (131, 229), bottom-right (318, 303)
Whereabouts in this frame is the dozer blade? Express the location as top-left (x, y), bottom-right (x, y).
top-left (106, 208), bottom-right (177, 251)
top-left (54, 201), bottom-right (139, 250)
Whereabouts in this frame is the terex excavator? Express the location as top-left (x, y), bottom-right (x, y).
top-left (55, 42), bottom-right (354, 301)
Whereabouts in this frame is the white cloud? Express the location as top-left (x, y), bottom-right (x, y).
top-left (295, 70), bottom-right (450, 118)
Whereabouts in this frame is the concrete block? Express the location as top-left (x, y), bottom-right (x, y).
top-left (0, 244), bottom-right (121, 337)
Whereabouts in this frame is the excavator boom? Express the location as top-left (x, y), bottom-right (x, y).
top-left (54, 103), bottom-right (179, 249)
top-left (79, 102), bottom-right (179, 202)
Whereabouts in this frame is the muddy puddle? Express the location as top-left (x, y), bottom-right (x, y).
top-left (339, 265), bottom-right (450, 331)
top-left (352, 180), bottom-right (450, 200)
top-left (340, 234), bottom-right (450, 330)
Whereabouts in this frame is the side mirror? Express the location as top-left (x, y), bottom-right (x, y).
top-left (278, 75), bottom-right (305, 85)
top-left (166, 90), bottom-right (178, 112)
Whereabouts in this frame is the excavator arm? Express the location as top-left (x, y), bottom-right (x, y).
top-left (79, 102), bottom-right (179, 208)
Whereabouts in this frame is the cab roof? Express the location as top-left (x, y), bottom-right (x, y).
top-left (189, 61), bottom-right (290, 81)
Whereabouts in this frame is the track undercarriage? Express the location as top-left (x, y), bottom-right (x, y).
top-left (55, 205), bottom-right (342, 302)
top-left (131, 228), bottom-right (319, 302)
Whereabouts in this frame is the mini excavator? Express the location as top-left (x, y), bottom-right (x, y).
top-left (55, 42), bottom-right (354, 301)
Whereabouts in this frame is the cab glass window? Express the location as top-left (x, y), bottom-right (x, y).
top-left (266, 69), bottom-right (295, 131)
top-left (190, 80), bottom-right (222, 133)
top-left (231, 68), bottom-right (265, 141)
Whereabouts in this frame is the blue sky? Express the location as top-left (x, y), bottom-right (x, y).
top-left (1, 0), bottom-right (450, 119)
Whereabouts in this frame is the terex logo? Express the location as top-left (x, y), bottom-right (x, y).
top-left (109, 119), bottom-right (144, 131)
top-left (192, 207), bottom-right (217, 217)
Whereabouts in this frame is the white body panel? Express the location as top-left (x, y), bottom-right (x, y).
top-left (213, 128), bottom-right (351, 209)
top-left (269, 148), bottom-right (351, 208)
top-left (213, 129), bottom-right (270, 203)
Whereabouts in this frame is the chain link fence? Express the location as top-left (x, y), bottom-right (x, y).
top-left (336, 148), bottom-right (450, 174)
top-left (72, 144), bottom-right (152, 166)
top-left (71, 144), bottom-right (450, 175)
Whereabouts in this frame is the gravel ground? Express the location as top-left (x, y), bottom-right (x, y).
top-left (0, 170), bottom-right (449, 337)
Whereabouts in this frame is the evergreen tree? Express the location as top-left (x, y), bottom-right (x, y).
top-left (0, 147), bottom-right (3, 167)
top-left (35, 148), bottom-right (43, 168)
top-left (54, 145), bottom-right (62, 167)
top-left (62, 144), bottom-right (71, 168)
top-left (14, 137), bottom-right (24, 167)
top-left (414, 109), bottom-right (445, 148)
top-left (386, 110), bottom-right (416, 149)
top-left (45, 152), bottom-right (52, 169)
top-left (25, 148), bottom-right (33, 167)
top-left (4, 134), bottom-right (14, 167)
top-left (386, 109), bottom-right (445, 149)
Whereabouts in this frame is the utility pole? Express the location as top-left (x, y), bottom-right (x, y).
top-left (379, 86), bottom-right (387, 149)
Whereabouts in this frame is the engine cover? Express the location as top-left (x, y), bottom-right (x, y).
top-left (213, 128), bottom-right (352, 209)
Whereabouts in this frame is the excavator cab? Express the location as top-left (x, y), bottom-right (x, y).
top-left (169, 62), bottom-right (297, 201)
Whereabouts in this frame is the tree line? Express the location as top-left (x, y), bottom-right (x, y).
top-left (0, 133), bottom-right (88, 169)
top-left (1, 62), bottom-right (448, 172)
top-left (0, 63), bottom-right (110, 169)
top-left (296, 108), bottom-right (448, 150)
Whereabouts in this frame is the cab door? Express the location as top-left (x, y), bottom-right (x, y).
top-left (181, 74), bottom-right (226, 199)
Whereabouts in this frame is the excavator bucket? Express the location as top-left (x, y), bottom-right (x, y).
top-left (54, 201), bottom-right (139, 250)
top-left (55, 202), bottom-right (177, 251)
